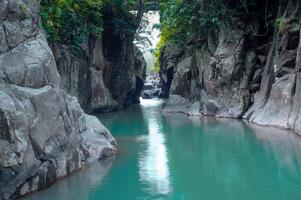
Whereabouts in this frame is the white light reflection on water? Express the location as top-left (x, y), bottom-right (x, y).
top-left (137, 99), bottom-right (172, 196)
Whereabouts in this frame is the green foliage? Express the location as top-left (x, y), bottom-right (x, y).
top-left (274, 17), bottom-right (287, 33)
top-left (152, 53), bottom-right (160, 72)
top-left (19, 3), bottom-right (29, 19)
top-left (150, 0), bottom-right (231, 73)
top-left (152, 0), bottom-right (257, 72)
top-left (159, 0), bottom-right (229, 44)
top-left (41, 0), bottom-right (104, 48)
top-left (151, 28), bottom-right (172, 73)
top-left (152, 23), bottom-right (161, 30)
top-left (110, 16), bottom-right (137, 34)
top-left (103, 0), bottom-right (137, 13)
top-left (41, 0), bottom-right (141, 49)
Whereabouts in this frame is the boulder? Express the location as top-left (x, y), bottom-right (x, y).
top-left (247, 73), bottom-right (296, 128)
top-left (0, 1), bottom-right (116, 199)
top-left (141, 75), bottom-right (162, 99)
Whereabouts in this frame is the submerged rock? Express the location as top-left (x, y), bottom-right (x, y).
top-left (0, 1), bottom-right (116, 199)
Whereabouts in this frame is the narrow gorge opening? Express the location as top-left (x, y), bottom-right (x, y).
top-left (134, 10), bottom-right (162, 100)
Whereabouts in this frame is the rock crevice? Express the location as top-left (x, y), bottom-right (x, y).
top-left (51, 7), bottom-right (147, 113)
top-left (160, 0), bottom-right (301, 134)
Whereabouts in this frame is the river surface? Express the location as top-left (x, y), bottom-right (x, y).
top-left (24, 99), bottom-right (301, 200)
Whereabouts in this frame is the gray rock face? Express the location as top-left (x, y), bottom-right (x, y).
top-left (160, 0), bottom-right (301, 134)
top-left (0, 1), bottom-right (116, 199)
top-left (51, 43), bottom-right (91, 110)
top-left (52, 10), bottom-right (147, 113)
top-left (199, 26), bottom-right (252, 118)
top-left (247, 74), bottom-right (296, 127)
top-left (162, 95), bottom-right (193, 114)
top-left (52, 38), bottom-right (123, 113)
top-left (141, 74), bottom-right (162, 99)
top-left (159, 43), bottom-right (183, 98)
top-left (132, 46), bottom-right (147, 102)
top-left (161, 23), bottom-right (252, 118)
top-left (245, 0), bottom-right (301, 133)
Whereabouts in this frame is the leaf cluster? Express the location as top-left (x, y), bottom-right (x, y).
top-left (41, 0), bottom-right (104, 48)
top-left (41, 0), bottom-right (142, 49)
top-left (152, 0), bottom-right (260, 72)
top-left (159, 0), bottom-right (230, 44)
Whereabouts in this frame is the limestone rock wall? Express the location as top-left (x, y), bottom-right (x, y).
top-left (52, 7), bottom-right (146, 113)
top-left (0, 1), bottom-right (116, 199)
top-left (161, 23), bottom-right (253, 118)
top-left (161, 0), bottom-right (301, 134)
top-left (245, 0), bottom-right (301, 131)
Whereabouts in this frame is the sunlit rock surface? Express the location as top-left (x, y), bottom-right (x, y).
top-left (0, 1), bottom-right (116, 199)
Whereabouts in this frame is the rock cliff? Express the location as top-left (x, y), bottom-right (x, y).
top-left (0, 0), bottom-right (116, 199)
top-left (161, 0), bottom-right (301, 134)
top-left (51, 6), bottom-right (146, 113)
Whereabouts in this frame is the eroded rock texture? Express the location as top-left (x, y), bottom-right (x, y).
top-left (245, 0), bottom-right (301, 131)
top-left (161, 23), bottom-right (253, 118)
top-left (0, 1), bottom-right (116, 199)
top-left (52, 7), bottom-right (146, 113)
top-left (161, 0), bottom-right (301, 134)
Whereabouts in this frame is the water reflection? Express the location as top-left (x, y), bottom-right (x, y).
top-left (138, 99), bottom-right (172, 196)
top-left (23, 158), bottom-right (114, 200)
top-left (249, 124), bottom-right (301, 172)
top-left (161, 114), bottom-right (301, 200)
top-left (23, 99), bottom-right (301, 200)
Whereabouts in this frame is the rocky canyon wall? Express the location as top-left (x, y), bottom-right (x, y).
top-left (161, 0), bottom-right (301, 134)
top-left (0, 0), bottom-right (116, 199)
top-left (51, 7), bottom-right (146, 113)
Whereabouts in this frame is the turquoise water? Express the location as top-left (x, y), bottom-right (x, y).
top-left (25, 99), bottom-right (301, 200)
